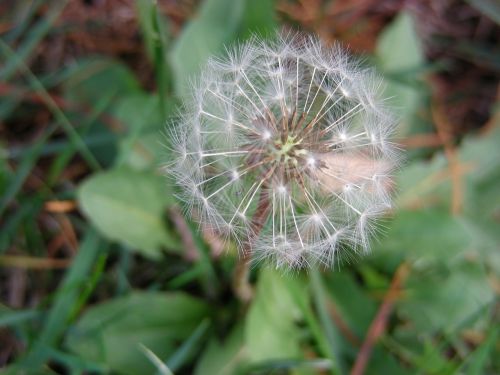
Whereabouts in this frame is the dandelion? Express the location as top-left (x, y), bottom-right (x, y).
top-left (168, 33), bottom-right (400, 270)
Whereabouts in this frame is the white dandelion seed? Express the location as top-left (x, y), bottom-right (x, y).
top-left (167, 33), bottom-right (401, 269)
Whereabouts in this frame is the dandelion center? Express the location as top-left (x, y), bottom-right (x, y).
top-left (244, 110), bottom-right (330, 183)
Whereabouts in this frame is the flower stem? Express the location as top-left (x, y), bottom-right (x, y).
top-left (233, 189), bottom-right (270, 302)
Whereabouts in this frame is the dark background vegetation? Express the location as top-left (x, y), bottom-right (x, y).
top-left (0, 0), bottom-right (499, 374)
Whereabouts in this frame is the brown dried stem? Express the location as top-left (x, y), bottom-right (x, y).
top-left (432, 104), bottom-right (463, 216)
top-left (350, 262), bottom-right (410, 375)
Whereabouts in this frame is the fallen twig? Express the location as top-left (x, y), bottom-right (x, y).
top-left (44, 200), bottom-right (77, 213)
top-left (432, 104), bottom-right (464, 216)
top-left (0, 255), bottom-right (71, 269)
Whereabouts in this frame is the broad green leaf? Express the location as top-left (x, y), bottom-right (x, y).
top-left (245, 268), bottom-right (305, 362)
top-left (376, 12), bottom-right (424, 72)
top-left (396, 126), bottom-right (500, 214)
top-left (366, 347), bottom-right (413, 375)
top-left (459, 127), bottom-right (500, 261)
top-left (119, 131), bottom-right (170, 170)
top-left (113, 94), bottom-right (166, 133)
top-left (374, 210), bottom-right (473, 258)
top-left (323, 271), bottom-right (377, 338)
top-left (371, 208), bottom-right (500, 276)
top-left (66, 292), bottom-right (210, 375)
top-left (113, 94), bottom-right (163, 167)
top-left (395, 154), bottom-right (450, 210)
top-left (237, 0), bottom-right (277, 39)
top-left (376, 12), bottom-right (425, 134)
top-left (465, 0), bottom-right (500, 24)
top-left (112, 94), bottom-right (174, 168)
top-left (77, 167), bottom-right (179, 258)
top-left (170, 0), bottom-right (245, 95)
top-left (460, 127), bottom-right (500, 234)
top-left (460, 126), bottom-right (500, 184)
top-left (397, 261), bottom-right (495, 333)
top-left (63, 58), bottom-right (140, 108)
top-left (389, 127), bottom-right (500, 271)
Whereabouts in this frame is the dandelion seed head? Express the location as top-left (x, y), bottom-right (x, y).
top-left (167, 33), bottom-right (400, 269)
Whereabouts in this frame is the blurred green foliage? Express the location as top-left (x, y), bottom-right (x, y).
top-left (0, 0), bottom-right (498, 374)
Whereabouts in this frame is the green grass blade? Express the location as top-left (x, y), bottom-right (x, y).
top-left (0, 39), bottom-right (102, 171)
top-left (68, 252), bottom-right (108, 322)
top-left (186, 218), bottom-right (219, 298)
top-left (0, 0), bottom-right (68, 81)
top-left (0, 309), bottom-right (39, 327)
top-left (44, 348), bottom-right (108, 373)
top-left (151, 1), bottom-right (171, 121)
top-left (15, 229), bottom-right (103, 370)
top-left (4, 0), bottom-right (45, 43)
top-left (460, 325), bottom-right (499, 374)
top-left (139, 344), bottom-right (175, 375)
top-left (310, 269), bottom-right (344, 375)
top-left (0, 124), bottom-right (56, 217)
top-left (7, 132), bottom-right (117, 160)
top-left (287, 276), bottom-right (333, 363)
top-left (165, 318), bottom-right (211, 373)
top-left (0, 61), bottom-right (91, 122)
top-left (0, 195), bottom-right (43, 251)
top-left (47, 91), bottom-right (116, 185)
top-left (242, 358), bottom-right (333, 374)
